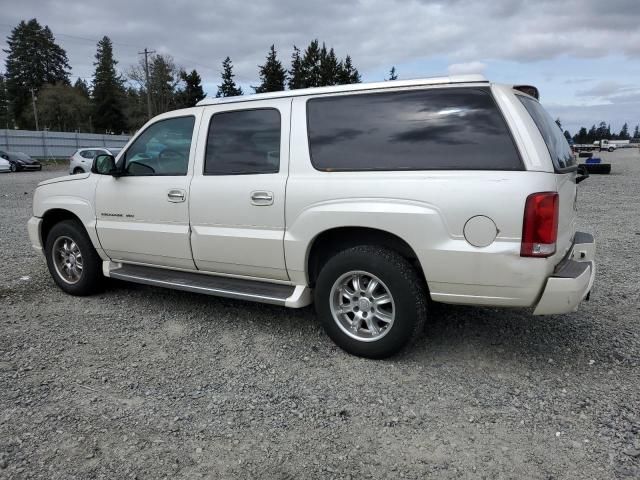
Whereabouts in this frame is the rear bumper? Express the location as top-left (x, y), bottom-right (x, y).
top-left (533, 232), bottom-right (596, 315)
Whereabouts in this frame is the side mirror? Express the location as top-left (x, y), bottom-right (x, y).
top-left (92, 154), bottom-right (117, 175)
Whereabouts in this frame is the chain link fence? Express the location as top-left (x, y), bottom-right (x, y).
top-left (0, 129), bottom-right (131, 160)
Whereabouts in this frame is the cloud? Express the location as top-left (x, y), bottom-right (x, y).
top-left (1, 0), bottom-right (640, 85)
top-left (577, 81), bottom-right (634, 98)
top-left (447, 61), bottom-right (487, 75)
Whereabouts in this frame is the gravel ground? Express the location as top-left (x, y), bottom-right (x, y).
top-left (1, 151), bottom-right (639, 479)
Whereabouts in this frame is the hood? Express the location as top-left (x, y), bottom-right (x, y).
top-left (38, 173), bottom-right (90, 187)
top-left (10, 154), bottom-right (39, 164)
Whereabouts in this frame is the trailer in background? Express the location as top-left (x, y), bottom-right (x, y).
top-left (573, 139), bottom-right (617, 152)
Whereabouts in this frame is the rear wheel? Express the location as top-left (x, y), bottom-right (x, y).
top-left (72, 167), bottom-right (84, 174)
top-left (45, 220), bottom-right (103, 295)
top-left (315, 245), bottom-right (426, 358)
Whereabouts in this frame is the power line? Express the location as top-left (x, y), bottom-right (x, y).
top-left (0, 23), bottom-right (219, 73)
top-left (0, 23), bottom-right (141, 50)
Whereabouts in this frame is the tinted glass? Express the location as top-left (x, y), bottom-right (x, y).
top-left (307, 88), bottom-right (522, 171)
top-left (517, 95), bottom-right (576, 171)
top-left (123, 116), bottom-right (195, 176)
top-left (205, 109), bottom-right (280, 175)
top-left (80, 150), bottom-right (94, 159)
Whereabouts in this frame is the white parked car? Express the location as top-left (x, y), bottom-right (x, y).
top-left (0, 157), bottom-right (11, 173)
top-left (69, 148), bottom-right (121, 175)
top-left (28, 75), bottom-right (595, 358)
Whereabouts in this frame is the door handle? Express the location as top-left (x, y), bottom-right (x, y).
top-left (167, 189), bottom-right (186, 202)
top-left (250, 190), bottom-right (274, 206)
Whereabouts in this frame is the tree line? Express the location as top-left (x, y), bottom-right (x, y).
top-left (566, 121), bottom-right (639, 144)
top-left (0, 19), bottom-right (368, 134)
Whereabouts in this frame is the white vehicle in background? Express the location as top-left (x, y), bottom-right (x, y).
top-left (573, 139), bottom-right (616, 152)
top-left (29, 75), bottom-right (596, 358)
top-left (0, 157), bottom-right (11, 173)
top-left (69, 148), bottom-right (121, 175)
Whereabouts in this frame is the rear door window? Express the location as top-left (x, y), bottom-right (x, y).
top-left (204, 108), bottom-right (281, 175)
top-left (306, 87), bottom-right (522, 171)
top-left (517, 95), bottom-right (576, 171)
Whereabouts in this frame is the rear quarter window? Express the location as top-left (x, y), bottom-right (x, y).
top-left (517, 95), bottom-right (576, 171)
top-left (306, 87), bottom-right (523, 171)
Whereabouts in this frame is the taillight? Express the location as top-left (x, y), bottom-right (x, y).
top-left (520, 192), bottom-right (559, 257)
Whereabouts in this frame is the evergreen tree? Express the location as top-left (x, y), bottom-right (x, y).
top-left (618, 122), bottom-right (629, 140)
top-left (387, 66), bottom-right (398, 81)
top-left (253, 45), bottom-right (286, 93)
top-left (555, 118), bottom-right (562, 130)
top-left (73, 78), bottom-right (90, 98)
top-left (319, 45), bottom-right (338, 87)
top-left (176, 69), bottom-right (205, 108)
top-left (123, 86), bottom-right (148, 131)
top-left (563, 130), bottom-right (571, 141)
top-left (0, 74), bottom-right (11, 129)
top-left (4, 19), bottom-right (71, 128)
top-left (150, 54), bottom-right (181, 113)
top-left (92, 36), bottom-right (126, 133)
top-left (634, 125), bottom-right (639, 139)
top-left (288, 46), bottom-right (304, 90)
top-left (216, 57), bottom-right (242, 97)
top-left (573, 127), bottom-right (588, 144)
top-left (587, 124), bottom-right (597, 143)
top-left (301, 40), bottom-right (322, 88)
top-left (336, 55), bottom-right (360, 84)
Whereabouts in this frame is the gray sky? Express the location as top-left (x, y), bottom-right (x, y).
top-left (1, 0), bottom-right (639, 134)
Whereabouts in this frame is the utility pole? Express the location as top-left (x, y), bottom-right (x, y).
top-left (138, 48), bottom-right (156, 119)
top-left (30, 88), bottom-right (39, 131)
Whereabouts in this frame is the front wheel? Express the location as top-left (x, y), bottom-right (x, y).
top-left (9, 163), bottom-right (16, 172)
top-left (315, 246), bottom-right (426, 358)
top-left (608, 147), bottom-right (614, 152)
top-left (45, 220), bottom-right (103, 295)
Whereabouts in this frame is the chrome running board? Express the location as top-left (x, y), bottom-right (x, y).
top-left (105, 262), bottom-right (312, 308)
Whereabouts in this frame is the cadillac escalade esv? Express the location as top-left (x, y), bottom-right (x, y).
top-left (28, 74), bottom-right (595, 358)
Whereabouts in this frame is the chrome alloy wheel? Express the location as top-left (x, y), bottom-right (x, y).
top-left (329, 271), bottom-right (395, 342)
top-left (52, 236), bottom-right (84, 284)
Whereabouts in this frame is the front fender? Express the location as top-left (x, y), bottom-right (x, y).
top-left (32, 176), bottom-right (103, 254)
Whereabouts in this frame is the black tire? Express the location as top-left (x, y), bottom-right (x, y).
top-left (314, 246), bottom-right (426, 359)
top-left (72, 167), bottom-right (84, 175)
top-left (582, 163), bottom-right (611, 174)
top-left (9, 163), bottom-right (16, 172)
top-left (608, 147), bottom-right (614, 152)
top-left (44, 220), bottom-right (103, 296)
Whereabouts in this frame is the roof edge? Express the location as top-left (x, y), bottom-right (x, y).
top-left (197, 74), bottom-right (488, 106)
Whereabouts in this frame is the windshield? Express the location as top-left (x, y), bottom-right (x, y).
top-left (10, 152), bottom-right (31, 161)
top-left (517, 95), bottom-right (575, 171)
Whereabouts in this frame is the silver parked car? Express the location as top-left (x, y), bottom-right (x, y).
top-left (69, 148), bottom-right (121, 174)
top-left (0, 157), bottom-right (11, 173)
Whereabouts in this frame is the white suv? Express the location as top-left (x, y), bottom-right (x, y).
top-left (28, 75), bottom-right (595, 358)
top-left (69, 148), bottom-right (120, 175)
